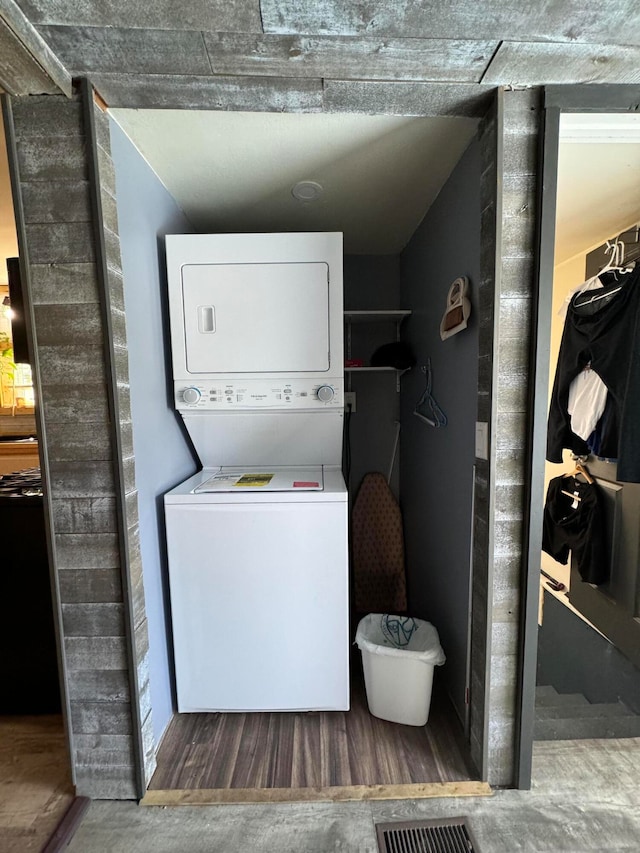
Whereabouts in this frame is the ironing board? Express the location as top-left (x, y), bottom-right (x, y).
top-left (351, 472), bottom-right (407, 613)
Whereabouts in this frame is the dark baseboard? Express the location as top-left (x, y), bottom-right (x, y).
top-left (42, 796), bottom-right (91, 853)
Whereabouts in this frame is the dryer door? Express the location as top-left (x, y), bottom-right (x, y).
top-left (182, 262), bottom-right (330, 374)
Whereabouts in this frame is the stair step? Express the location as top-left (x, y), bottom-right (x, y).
top-left (535, 688), bottom-right (589, 708)
top-left (535, 713), bottom-right (640, 741)
top-left (535, 701), bottom-right (634, 720)
top-left (535, 685), bottom-right (559, 699)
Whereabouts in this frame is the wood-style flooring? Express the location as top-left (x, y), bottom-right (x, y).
top-left (0, 715), bottom-right (74, 853)
top-left (150, 675), bottom-right (474, 792)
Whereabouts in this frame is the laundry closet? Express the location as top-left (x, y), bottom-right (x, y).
top-left (107, 108), bottom-right (483, 797)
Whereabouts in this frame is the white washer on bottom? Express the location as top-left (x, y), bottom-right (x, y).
top-left (164, 466), bottom-right (349, 713)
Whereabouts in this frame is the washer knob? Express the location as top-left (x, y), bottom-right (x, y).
top-left (182, 387), bottom-right (201, 405)
top-left (316, 385), bottom-right (335, 403)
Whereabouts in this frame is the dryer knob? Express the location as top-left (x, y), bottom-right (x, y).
top-left (182, 387), bottom-right (201, 405)
top-left (316, 385), bottom-right (335, 403)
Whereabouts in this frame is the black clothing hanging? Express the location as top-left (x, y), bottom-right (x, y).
top-left (546, 264), bottom-right (640, 482)
top-left (542, 474), bottom-right (607, 586)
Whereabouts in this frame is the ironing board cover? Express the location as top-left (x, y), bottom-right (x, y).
top-left (352, 472), bottom-right (407, 613)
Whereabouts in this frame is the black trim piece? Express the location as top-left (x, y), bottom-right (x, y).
top-left (544, 85), bottom-right (640, 112)
top-left (514, 99), bottom-right (559, 791)
top-left (0, 94), bottom-right (76, 784)
top-left (80, 77), bottom-right (146, 799)
top-left (42, 796), bottom-right (91, 853)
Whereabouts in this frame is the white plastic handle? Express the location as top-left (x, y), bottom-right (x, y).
top-left (198, 305), bottom-right (215, 333)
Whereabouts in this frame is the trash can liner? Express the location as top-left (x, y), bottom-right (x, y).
top-left (355, 613), bottom-right (446, 666)
top-left (381, 614), bottom-right (417, 648)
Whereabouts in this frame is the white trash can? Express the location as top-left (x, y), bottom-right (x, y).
top-left (355, 614), bottom-right (446, 726)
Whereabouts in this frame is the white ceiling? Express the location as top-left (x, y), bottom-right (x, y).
top-left (110, 110), bottom-right (478, 255)
top-left (555, 115), bottom-right (640, 264)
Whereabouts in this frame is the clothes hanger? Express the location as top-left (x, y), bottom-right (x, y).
top-left (566, 453), bottom-right (594, 482)
top-left (414, 360), bottom-right (447, 428)
top-left (574, 241), bottom-right (633, 307)
top-left (560, 456), bottom-right (594, 501)
top-left (601, 240), bottom-right (620, 273)
top-left (574, 286), bottom-right (623, 307)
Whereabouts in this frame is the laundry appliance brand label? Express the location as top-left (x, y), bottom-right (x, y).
top-left (233, 474), bottom-right (275, 487)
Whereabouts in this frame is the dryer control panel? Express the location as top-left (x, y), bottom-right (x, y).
top-left (175, 378), bottom-right (343, 410)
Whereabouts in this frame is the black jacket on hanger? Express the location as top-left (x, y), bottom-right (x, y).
top-left (547, 264), bottom-right (640, 482)
top-left (542, 475), bottom-right (607, 586)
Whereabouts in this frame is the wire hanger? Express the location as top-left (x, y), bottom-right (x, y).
top-left (414, 360), bottom-right (447, 428)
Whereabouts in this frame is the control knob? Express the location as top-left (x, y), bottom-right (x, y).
top-left (182, 387), bottom-right (201, 405)
top-left (316, 385), bottom-right (335, 403)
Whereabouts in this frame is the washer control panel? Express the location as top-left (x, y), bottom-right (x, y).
top-left (176, 378), bottom-right (343, 410)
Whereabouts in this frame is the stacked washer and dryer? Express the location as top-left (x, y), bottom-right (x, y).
top-left (164, 232), bottom-right (350, 713)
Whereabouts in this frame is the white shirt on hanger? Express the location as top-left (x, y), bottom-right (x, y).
top-left (567, 364), bottom-right (608, 441)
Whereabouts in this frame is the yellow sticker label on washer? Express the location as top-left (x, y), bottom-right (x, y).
top-left (234, 474), bottom-right (274, 487)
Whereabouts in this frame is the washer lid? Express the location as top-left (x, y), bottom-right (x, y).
top-left (193, 466), bottom-right (324, 493)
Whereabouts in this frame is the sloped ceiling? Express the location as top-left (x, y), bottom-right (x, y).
top-left (110, 110), bottom-right (478, 254)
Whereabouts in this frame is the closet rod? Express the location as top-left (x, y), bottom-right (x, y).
top-left (601, 231), bottom-right (640, 265)
top-left (620, 244), bottom-right (640, 264)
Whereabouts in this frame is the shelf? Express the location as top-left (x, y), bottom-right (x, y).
top-left (343, 310), bottom-right (411, 323)
top-left (345, 365), bottom-right (410, 391)
top-left (344, 310), bottom-right (412, 391)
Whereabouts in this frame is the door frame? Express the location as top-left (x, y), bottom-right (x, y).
top-left (4, 79), bottom-right (502, 795)
top-left (517, 84), bottom-right (640, 790)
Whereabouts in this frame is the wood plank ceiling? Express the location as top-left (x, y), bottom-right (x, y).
top-left (9, 0), bottom-right (640, 108)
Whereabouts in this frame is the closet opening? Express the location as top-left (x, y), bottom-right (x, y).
top-left (519, 90), bottom-right (640, 786)
top-left (106, 108), bottom-right (486, 800)
top-left (0, 107), bottom-right (75, 847)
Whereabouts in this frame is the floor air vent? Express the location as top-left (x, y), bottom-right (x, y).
top-left (376, 818), bottom-right (481, 853)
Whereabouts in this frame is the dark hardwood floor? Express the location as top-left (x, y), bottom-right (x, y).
top-left (150, 673), bottom-right (474, 791)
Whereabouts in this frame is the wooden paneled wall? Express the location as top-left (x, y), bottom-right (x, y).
top-left (27, 2), bottom-right (640, 90)
top-left (470, 89), bottom-right (541, 785)
top-left (6, 90), bottom-right (153, 798)
top-left (490, 89), bottom-right (540, 785)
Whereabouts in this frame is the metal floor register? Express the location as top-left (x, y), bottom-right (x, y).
top-left (376, 818), bottom-right (481, 853)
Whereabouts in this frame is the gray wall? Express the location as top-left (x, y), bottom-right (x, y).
top-left (344, 255), bottom-right (402, 499)
top-left (399, 140), bottom-right (480, 723)
top-left (109, 120), bottom-right (197, 745)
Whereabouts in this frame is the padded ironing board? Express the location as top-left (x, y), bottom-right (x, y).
top-left (351, 472), bottom-right (407, 613)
